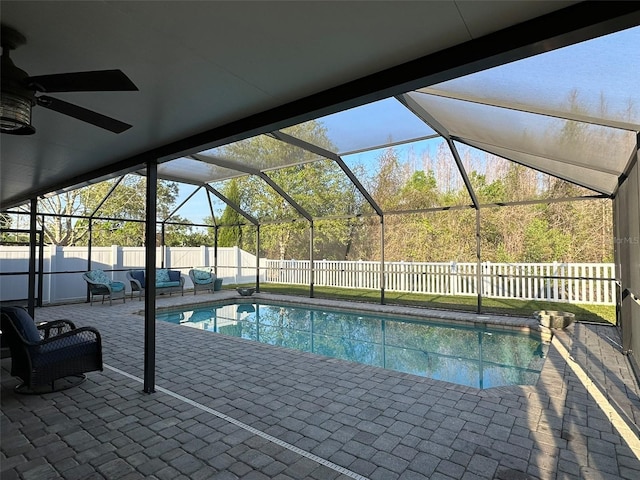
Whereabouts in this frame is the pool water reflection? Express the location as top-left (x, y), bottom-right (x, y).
top-left (157, 302), bottom-right (548, 389)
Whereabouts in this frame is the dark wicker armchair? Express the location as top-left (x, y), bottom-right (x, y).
top-left (0, 306), bottom-right (103, 393)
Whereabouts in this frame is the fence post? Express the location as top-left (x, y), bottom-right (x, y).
top-left (482, 261), bottom-right (490, 297)
top-left (292, 259), bottom-right (296, 284)
top-left (110, 245), bottom-right (119, 282)
top-left (167, 246), bottom-right (174, 269)
top-left (322, 259), bottom-right (327, 286)
top-left (235, 246), bottom-right (241, 284)
top-left (608, 263), bottom-right (615, 304)
top-left (200, 245), bottom-right (207, 268)
top-left (278, 258), bottom-right (283, 283)
top-left (45, 244), bottom-right (56, 304)
top-left (450, 261), bottom-right (457, 296)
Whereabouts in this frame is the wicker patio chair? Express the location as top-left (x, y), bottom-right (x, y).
top-left (126, 270), bottom-right (145, 300)
top-left (0, 306), bottom-right (103, 394)
top-left (82, 269), bottom-right (126, 305)
top-left (188, 268), bottom-right (216, 295)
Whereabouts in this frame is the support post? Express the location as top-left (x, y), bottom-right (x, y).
top-left (87, 220), bottom-right (93, 303)
top-left (380, 215), bottom-right (385, 304)
top-left (160, 223), bottom-right (166, 268)
top-left (256, 225), bottom-right (260, 292)
top-left (144, 162), bottom-right (158, 394)
top-left (28, 198), bottom-right (37, 317)
top-left (37, 217), bottom-right (44, 307)
top-left (214, 226), bottom-right (219, 276)
top-left (310, 222), bottom-right (315, 298)
top-left (476, 209), bottom-right (482, 313)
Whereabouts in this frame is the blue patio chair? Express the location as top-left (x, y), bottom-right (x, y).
top-left (0, 306), bottom-right (103, 393)
top-left (82, 269), bottom-right (126, 305)
top-left (188, 268), bottom-right (216, 295)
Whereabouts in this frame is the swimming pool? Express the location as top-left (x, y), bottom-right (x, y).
top-left (156, 301), bottom-right (548, 389)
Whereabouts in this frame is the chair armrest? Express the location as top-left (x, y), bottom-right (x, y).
top-left (35, 326), bottom-right (102, 350)
top-left (83, 276), bottom-right (113, 291)
top-left (19, 326), bottom-right (101, 355)
top-left (38, 319), bottom-right (77, 339)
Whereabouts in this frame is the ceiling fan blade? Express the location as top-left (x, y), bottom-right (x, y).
top-left (36, 95), bottom-right (132, 133)
top-left (27, 69), bottom-right (138, 93)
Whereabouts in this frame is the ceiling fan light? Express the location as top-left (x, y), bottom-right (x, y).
top-left (0, 91), bottom-right (35, 135)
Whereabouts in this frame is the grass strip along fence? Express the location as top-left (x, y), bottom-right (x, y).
top-left (254, 283), bottom-right (616, 324)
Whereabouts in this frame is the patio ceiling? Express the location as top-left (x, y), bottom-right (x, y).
top-left (1, 2), bottom-right (640, 209)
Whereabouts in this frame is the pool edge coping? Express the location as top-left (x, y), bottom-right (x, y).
top-left (150, 291), bottom-right (551, 340)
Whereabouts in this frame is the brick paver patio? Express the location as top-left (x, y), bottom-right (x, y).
top-left (2, 292), bottom-right (639, 479)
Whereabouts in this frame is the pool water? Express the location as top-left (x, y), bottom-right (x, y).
top-left (157, 302), bottom-right (548, 389)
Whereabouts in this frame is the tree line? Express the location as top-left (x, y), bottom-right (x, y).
top-left (2, 120), bottom-right (613, 264)
top-left (212, 122), bottom-right (612, 264)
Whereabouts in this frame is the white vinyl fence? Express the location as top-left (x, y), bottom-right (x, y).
top-left (0, 245), bottom-right (258, 304)
top-left (264, 259), bottom-right (616, 305)
top-left (0, 245), bottom-right (616, 305)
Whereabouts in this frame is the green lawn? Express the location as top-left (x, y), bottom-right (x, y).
top-left (241, 283), bottom-right (616, 324)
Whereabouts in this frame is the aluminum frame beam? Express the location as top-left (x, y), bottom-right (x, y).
top-left (397, 93), bottom-right (479, 208)
top-left (270, 130), bottom-right (383, 217)
top-left (415, 88), bottom-right (640, 132)
top-left (204, 184), bottom-right (258, 226)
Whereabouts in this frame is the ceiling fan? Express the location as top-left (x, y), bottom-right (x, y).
top-left (1, 24), bottom-right (138, 135)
